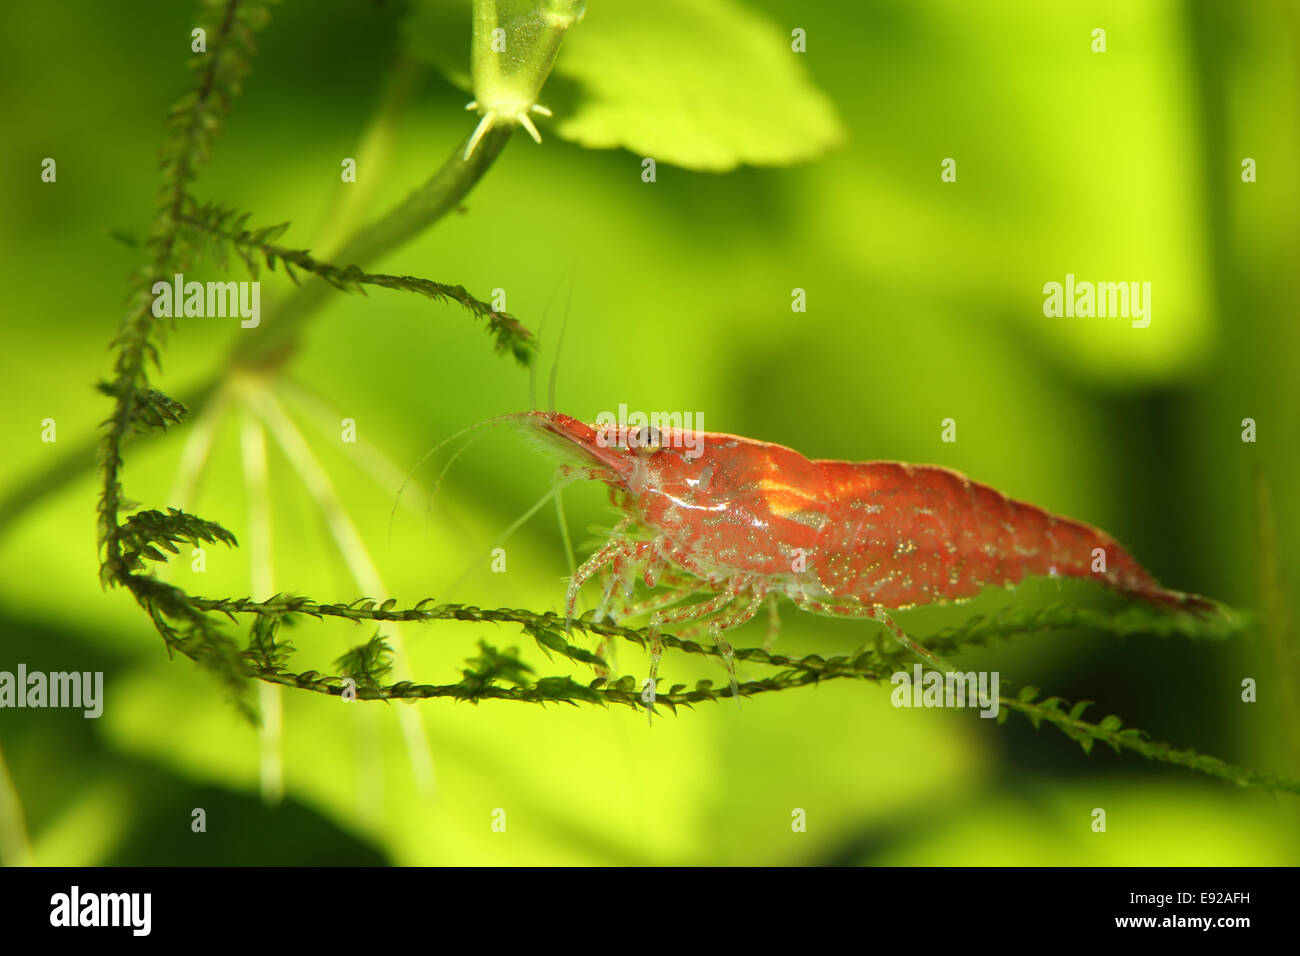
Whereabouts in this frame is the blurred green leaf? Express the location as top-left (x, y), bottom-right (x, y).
top-left (405, 0), bottom-right (845, 170)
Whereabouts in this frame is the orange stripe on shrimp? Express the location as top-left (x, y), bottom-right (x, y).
top-left (511, 411), bottom-right (1214, 709)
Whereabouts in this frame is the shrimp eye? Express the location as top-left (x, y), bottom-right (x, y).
top-left (594, 423), bottom-right (617, 449)
top-left (628, 425), bottom-right (661, 455)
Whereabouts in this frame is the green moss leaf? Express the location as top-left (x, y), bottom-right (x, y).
top-left (335, 633), bottom-right (396, 689)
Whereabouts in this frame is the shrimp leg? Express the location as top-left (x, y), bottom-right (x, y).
top-left (764, 592), bottom-right (781, 652)
top-left (591, 548), bottom-right (644, 674)
top-left (564, 519), bottom-right (633, 623)
top-left (644, 587), bottom-right (741, 715)
top-left (619, 583), bottom-right (704, 623)
top-left (645, 580), bottom-right (767, 708)
top-left (703, 589), bottom-right (767, 706)
top-left (594, 582), bottom-right (701, 679)
top-left (601, 545), bottom-right (694, 622)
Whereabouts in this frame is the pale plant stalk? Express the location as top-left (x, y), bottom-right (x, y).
top-left (239, 408), bottom-right (283, 805)
top-left (167, 385), bottom-right (233, 510)
top-left (268, 381), bottom-right (414, 826)
top-left (277, 378), bottom-right (430, 517)
top-left (246, 380), bottom-right (436, 799)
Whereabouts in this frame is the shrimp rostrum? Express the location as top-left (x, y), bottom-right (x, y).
top-left (513, 411), bottom-right (1213, 703)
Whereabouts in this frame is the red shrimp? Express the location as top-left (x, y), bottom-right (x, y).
top-left (512, 411), bottom-right (1214, 704)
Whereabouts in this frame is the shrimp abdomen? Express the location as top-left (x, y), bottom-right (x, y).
top-left (811, 461), bottom-right (1177, 609)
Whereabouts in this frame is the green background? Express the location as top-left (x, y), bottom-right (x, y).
top-left (0, 0), bottom-right (1297, 865)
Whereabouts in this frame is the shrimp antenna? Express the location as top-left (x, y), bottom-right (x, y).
top-left (547, 267), bottom-right (575, 414)
top-left (441, 470), bottom-right (582, 598)
top-left (387, 414), bottom-right (516, 547)
top-left (553, 471), bottom-right (577, 579)
top-left (528, 275), bottom-right (565, 412)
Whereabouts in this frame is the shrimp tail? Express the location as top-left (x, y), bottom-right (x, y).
top-left (816, 461), bottom-right (1223, 621)
top-left (1117, 583), bottom-right (1222, 618)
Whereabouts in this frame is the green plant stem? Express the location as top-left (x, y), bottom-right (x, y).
top-left (98, 0), bottom-right (259, 583)
top-left (228, 123), bottom-right (515, 372)
top-left (126, 582), bottom-right (1300, 794)
top-left (238, 409), bottom-right (283, 805)
top-left (998, 696), bottom-right (1300, 794)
